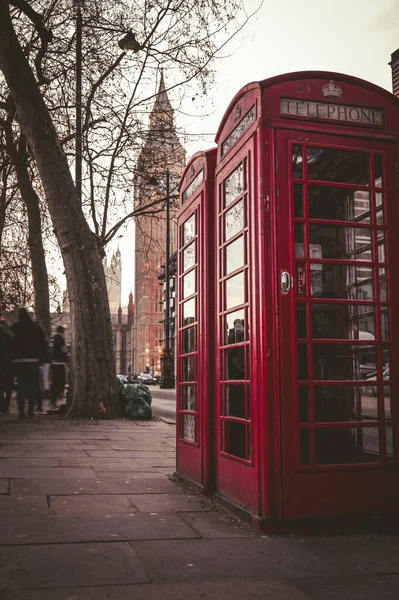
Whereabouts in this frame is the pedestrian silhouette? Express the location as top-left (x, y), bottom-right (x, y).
top-left (49, 326), bottom-right (68, 408)
top-left (11, 308), bottom-right (47, 419)
top-left (0, 317), bottom-right (14, 413)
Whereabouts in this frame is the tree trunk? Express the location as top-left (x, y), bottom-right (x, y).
top-left (4, 122), bottom-right (52, 338)
top-left (0, 0), bottom-right (119, 418)
top-left (15, 160), bottom-right (52, 339)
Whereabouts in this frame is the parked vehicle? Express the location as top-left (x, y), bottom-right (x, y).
top-left (137, 372), bottom-right (158, 385)
top-left (117, 375), bottom-right (127, 384)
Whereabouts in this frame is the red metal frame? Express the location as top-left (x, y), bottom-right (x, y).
top-left (176, 149), bottom-right (217, 491)
top-left (176, 70), bottom-right (399, 525)
top-left (276, 130), bottom-right (399, 518)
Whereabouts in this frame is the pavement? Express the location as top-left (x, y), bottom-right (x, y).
top-left (0, 391), bottom-right (399, 599)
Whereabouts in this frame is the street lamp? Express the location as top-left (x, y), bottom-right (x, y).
top-left (160, 169), bottom-right (175, 389)
top-left (74, 0), bottom-right (141, 202)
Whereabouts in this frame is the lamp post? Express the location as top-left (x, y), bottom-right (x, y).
top-left (160, 169), bottom-right (175, 389)
top-left (74, 2), bottom-right (141, 202)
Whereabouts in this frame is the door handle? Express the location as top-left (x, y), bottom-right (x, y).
top-left (281, 271), bottom-right (292, 293)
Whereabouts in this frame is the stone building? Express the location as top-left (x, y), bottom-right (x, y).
top-left (132, 72), bottom-right (186, 376)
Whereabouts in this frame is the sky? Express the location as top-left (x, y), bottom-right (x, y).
top-left (113, 0), bottom-right (399, 303)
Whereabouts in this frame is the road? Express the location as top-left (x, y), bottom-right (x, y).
top-left (150, 387), bottom-right (176, 423)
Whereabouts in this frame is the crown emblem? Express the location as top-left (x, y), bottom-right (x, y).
top-left (233, 103), bottom-right (242, 122)
top-left (322, 80), bottom-right (343, 98)
top-left (189, 164), bottom-right (195, 181)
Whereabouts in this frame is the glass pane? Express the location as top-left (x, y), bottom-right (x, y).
top-left (379, 268), bottom-right (388, 302)
top-left (183, 298), bottom-right (195, 326)
top-left (297, 344), bottom-right (308, 380)
top-left (295, 223), bottom-right (304, 257)
top-left (376, 193), bottom-right (384, 224)
top-left (182, 356), bottom-right (195, 382)
top-left (377, 230), bottom-right (386, 263)
top-left (386, 426), bottom-right (394, 461)
top-left (182, 326), bottom-right (195, 354)
top-left (380, 307), bottom-right (390, 340)
top-left (374, 154), bottom-right (384, 187)
top-left (314, 386), bottom-right (378, 422)
top-left (183, 214), bottom-right (195, 244)
top-left (298, 387), bottom-right (309, 422)
top-left (315, 427), bottom-right (380, 464)
top-left (307, 147), bottom-right (369, 185)
top-left (181, 385), bottom-right (195, 410)
top-left (300, 429), bottom-right (310, 466)
top-left (225, 200), bottom-right (244, 240)
top-left (311, 304), bottom-right (375, 340)
top-left (225, 347), bottom-right (246, 380)
top-left (223, 164), bottom-right (243, 208)
top-left (225, 236), bottom-right (244, 274)
top-left (292, 145), bottom-right (303, 179)
top-left (183, 270), bottom-right (195, 298)
top-left (225, 384), bottom-right (246, 418)
top-left (294, 183), bottom-right (303, 217)
top-left (309, 225), bottom-right (372, 261)
top-left (310, 264), bottom-right (374, 300)
top-left (223, 421), bottom-right (247, 459)
top-left (183, 242), bottom-right (195, 271)
top-left (182, 414), bottom-right (196, 442)
top-left (223, 309), bottom-right (246, 345)
top-left (225, 272), bottom-right (245, 309)
top-left (312, 344), bottom-right (377, 381)
top-left (384, 389), bottom-right (391, 419)
top-left (296, 303), bottom-right (307, 338)
top-left (308, 186), bottom-right (370, 223)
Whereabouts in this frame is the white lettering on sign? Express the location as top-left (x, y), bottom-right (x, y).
top-left (280, 98), bottom-right (383, 126)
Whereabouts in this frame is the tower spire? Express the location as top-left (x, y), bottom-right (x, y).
top-left (150, 69), bottom-right (174, 130)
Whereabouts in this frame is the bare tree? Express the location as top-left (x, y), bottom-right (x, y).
top-left (0, 0), bottom-right (256, 417)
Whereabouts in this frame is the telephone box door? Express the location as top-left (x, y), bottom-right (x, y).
top-left (276, 129), bottom-right (399, 520)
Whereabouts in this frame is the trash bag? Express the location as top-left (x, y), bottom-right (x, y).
top-left (120, 382), bottom-right (152, 420)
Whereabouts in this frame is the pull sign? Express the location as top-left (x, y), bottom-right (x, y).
top-left (281, 271), bottom-right (292, 293)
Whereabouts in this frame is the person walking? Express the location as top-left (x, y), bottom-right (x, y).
top-left (11, 308), bottom-right (48, 419)
top-left (49, 326), bottom-right (68, 408)
top-left (0, 317), bottom-right (14, 414)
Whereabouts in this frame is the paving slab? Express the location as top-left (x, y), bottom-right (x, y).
top-left (130, 537), bottom-right (361, 582)
top-left (58, 457), bottom-right (145, 467)
top-left (135, 457), bottom-right (177, 467)
top-left (86, 450), bottom-right (170, 458)
top-left (0, 513), bottom-right (199, 545)
top-left (11, 477), bottom-right (181, 495)
top-left (0, 579), bottom-right (312, 600)
top-left (108, 443), bottom-right (173, 450)
top-left (0, 479), bottom-right (9, 494)
top-left (0, 542), bottom-right (148, 590)
top-left (316, 534), bottom-right (399, 573)
top-left (0, 457), bottom-right (60, 467)
top-left (129, 493), bottom-right (211, 513)
top-left (0, 495), bottom-right (48, 515)
top-left (0, 449), bottom-right (88, 457)
top-left (292, 573), bottom-right (399, 599)
top-left (50, 494), bottom-right (136, 515)
top-left (179, 511), bottom-right (258, 538)
top-left (0, 467), bottom-right (96, 479)
top-left (91, 470), bottom-right (157, 478)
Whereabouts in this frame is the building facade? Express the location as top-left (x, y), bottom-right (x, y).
top-left (132, 72), bottom-right (186, 376)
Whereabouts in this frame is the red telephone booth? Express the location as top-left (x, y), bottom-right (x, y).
top-left (177, 72), bottom-right (399, 527)
top-left (176, 148), bottom-right (217, 491)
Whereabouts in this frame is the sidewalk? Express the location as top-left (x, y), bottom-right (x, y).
top-left (0, 395), bottom-right (398, 599)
